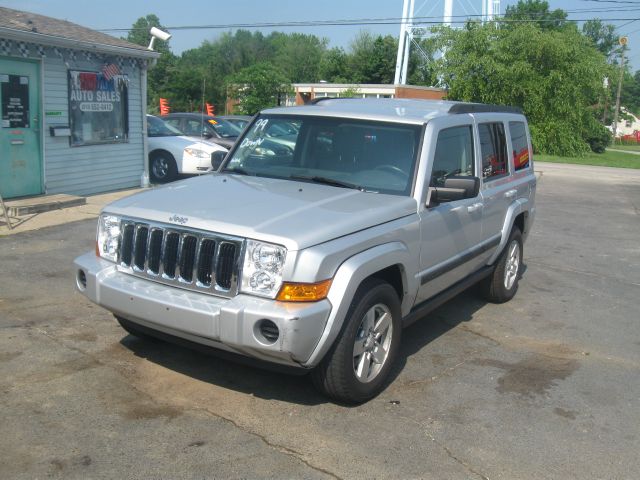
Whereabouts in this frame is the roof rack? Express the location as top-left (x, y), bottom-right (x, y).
top-left (448, 103), bottom-right (523, 115)
top-left (310, 97), bottom-right (343, 105)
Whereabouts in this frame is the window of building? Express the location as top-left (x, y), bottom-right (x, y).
top-left (509, 121), bottom-right (530, 171)
top-left (479, 122), bottom-right (508, 180)
top-left (430, 125), bottom-right (475, 188)
top-left (68, 70), bottom-right (128, 146)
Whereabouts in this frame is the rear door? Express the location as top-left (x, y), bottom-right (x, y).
top-left (0, 58), bottom-right (42, 198)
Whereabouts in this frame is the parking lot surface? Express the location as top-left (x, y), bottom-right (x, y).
top-left (1, 163), bottom-right (639, 479)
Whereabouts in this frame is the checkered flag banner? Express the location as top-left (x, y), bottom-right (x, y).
top-left (0, 39), bottom-right (12, 56)
top-left (84, 51), bottom-right (93, 61)
top-left (18, 42), bottom-right (29, 58)
top-left (53, 47), bottom-right (63, 58)
top-left (36, 45), bottom-right (46, 57)
top-left (116, 56), bottom-right (124, 70)
top-left (68, 49), bottom-right (76, 61)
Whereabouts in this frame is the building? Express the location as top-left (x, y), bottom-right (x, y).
top-left (611, 108), bottom-right (640, 142)
top-left (291, 83), bottom-right (446, 105)
top-left (0, 7), bottom-right (158, 199)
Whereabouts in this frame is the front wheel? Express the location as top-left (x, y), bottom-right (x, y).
top-left (149, 151), bottom-right (177, 184)
top-left (312, 279), bottom-right (402, 404)
top-left (481, 227), bottom-right (523, 303)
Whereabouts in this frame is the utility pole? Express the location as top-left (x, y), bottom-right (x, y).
top-left (612, 36), bottom-right (628, 140)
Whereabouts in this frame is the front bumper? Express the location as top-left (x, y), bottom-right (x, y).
top-left (74, 252), bottom-right (331, 368)
top-left (181, 153), bottom-right (213, 174)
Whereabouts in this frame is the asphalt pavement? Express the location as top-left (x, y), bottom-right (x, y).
top-left (0, 162), bottom-right (639, 479)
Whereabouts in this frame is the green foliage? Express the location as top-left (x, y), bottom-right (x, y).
top-left (339, 86), bottom-right (362, 98)
top-left (582, 19), bottom-right (618, 59)
top-left (432, 20), bottom-right (610, 156)
top-left (227, 63), bottom-right (291, 115)
top-left (348, 31), bottom-right (397, 84)
top-left (621, 70), bottom-right (640, 116)
top-left (504, 0), bottom-right (569, 31)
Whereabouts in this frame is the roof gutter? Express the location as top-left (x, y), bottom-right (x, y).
top-left (0, 26), bottom-right (160, 59)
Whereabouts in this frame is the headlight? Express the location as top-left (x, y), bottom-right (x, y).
top-left (184, 147), bottom-right (210, 158)
top-left (97, 214), bottom-right (121, 262)
top-left (241, 240), bottom-right (287, 298)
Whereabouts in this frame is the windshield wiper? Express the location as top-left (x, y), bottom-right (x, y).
top-left (289, 174), bottom-right (363, 191)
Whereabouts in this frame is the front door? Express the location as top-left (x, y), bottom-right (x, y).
top-left (0, 57), bottom-right (42, 199)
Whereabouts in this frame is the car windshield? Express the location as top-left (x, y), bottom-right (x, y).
top-left (148, 116), bottom-right (183, 137)
top-left (223, 115), bottom-right (421, 196)
top-left (207, 118), bottom-right (242, 138)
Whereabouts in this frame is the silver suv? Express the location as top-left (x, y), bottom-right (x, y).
top-left (74, 99), bottom-right (536, 403)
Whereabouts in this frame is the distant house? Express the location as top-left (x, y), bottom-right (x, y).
top-left (612, 107), bottom-right (640, 141)
top-left (0, 7), bottom-right (158, 199)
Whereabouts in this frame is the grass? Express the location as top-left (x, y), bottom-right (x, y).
top-left (536, 149), bottom-right (640, 169)
top-left (607, 144), bottom-right (640, 152)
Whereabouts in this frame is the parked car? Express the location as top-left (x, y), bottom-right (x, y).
top-left (147, 115), bottom-right (227, 183)
top-left (162, 113), bottom-right (242, 149)
top-left (76, 99), bottom-right (536, 404)
top-left (218, 115), bottom-right (252, 131)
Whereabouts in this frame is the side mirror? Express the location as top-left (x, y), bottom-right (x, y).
top-left (202, 130), bottom-right (213, 139)
top-left (428, 176), bottom-right (480, 207)
top-left (211, 151), bottom-right (226, 171)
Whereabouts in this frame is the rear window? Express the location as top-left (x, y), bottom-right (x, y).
top-left (509, 121), bottom-right (530, 171)
top-left (479, 123), bottom-right (508, 181)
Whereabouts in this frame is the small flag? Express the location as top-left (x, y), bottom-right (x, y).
top-left (206, 103), bottom-right (215, 116)
top-left (159, 98), bottom-right (170, 116)
top-left (102, 63), bottom-right (120, 81)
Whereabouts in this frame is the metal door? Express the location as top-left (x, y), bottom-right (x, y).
top-left (0, 58), bottom-right (42, 198)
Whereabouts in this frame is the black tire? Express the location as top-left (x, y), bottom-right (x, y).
top-left (149, 151), bottom-right (177, 184)
top-left (481, 227), bottom-right (523, 303)
top-left (115, 316), bottom-right (159, 342)
top-left (312, 278), bottom-right (402, 404)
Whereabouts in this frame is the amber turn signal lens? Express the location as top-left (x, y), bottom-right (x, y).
top-left (95, 241), bottom-right (100, 257)
top-left (276, 279), bottom-right (333, 302)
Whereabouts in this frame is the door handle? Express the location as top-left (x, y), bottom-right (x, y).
top-left (504, 189), bottom-right (517, 199)
top-left (467, 202), bottom-right (483, 213)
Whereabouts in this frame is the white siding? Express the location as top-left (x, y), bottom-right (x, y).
top-left (42, 55), bottom-right (144, 196)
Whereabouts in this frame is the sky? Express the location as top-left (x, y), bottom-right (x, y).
top-left (1, 0), bottom-right (639, 71)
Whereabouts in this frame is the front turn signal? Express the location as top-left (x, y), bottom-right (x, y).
top-left (276, 279), bottom-right (333, 302)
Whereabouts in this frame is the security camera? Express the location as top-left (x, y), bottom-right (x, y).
top-left (147, 27), bottom-right (172, 50)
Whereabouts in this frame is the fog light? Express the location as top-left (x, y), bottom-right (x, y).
top-left (77, 269), bottom-right (87, 291)
top-left (256, 319), bottom-right (279, 344)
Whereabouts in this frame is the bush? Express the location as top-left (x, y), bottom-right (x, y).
top-left (585, 122), bottom-right (611, 153)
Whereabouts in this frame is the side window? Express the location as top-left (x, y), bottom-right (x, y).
top-left (509, 121), bottom-right (530, 171)
top-left (184, 119), bottom-right (204, 136)
top-left (479, 123), bottom-right (508, 180)
top-left (430, 125), bottom-right (474, 188)
top-left (164, 118), bottom-right (182, 130)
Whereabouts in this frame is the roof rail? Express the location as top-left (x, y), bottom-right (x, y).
top-left (448, 103), bottom-right (523, 115)
top-left (310, 97), bottom-right (340, 104)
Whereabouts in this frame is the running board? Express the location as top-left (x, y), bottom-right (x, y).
top-left (402, 265), bottom-right (494, 327)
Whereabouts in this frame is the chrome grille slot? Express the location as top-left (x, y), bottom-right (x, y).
top-left (178, 235), bottom-right (198, 283)
top-left (197, 239), bottom-right (216, 286)
top-left (133, 225), bottom-right (149, 271)
top-left (216, 242), bottom-right (237, 290)
top-left (163, 232), bottom-right (180, 279)
top-left (116, 218), bottom-right (243, 298)
top-left (147, 229), bottom-right (163, 274)
top-left (120, 223), bottom-right (135, 266)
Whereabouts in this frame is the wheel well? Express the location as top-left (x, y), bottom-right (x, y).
top-left (149, 149), bottom-right (174, 160)
top-left (514, 212), bottom-right (526, 235)
top-left (369, 264), bottom-right (405, 301)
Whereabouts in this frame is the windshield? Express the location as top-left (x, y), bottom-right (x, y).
top-left (223, 115), bottom-right (421, 196)
top-left (148, 115), bottom-right (183, 137)
top-left (207, 118), bottom-right (242, 138)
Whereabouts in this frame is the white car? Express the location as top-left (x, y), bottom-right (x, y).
top-left (147, 115), bottom-right (228, 183)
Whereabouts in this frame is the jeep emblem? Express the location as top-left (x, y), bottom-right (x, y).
top-left (169, 215), bottom-right (188, 224)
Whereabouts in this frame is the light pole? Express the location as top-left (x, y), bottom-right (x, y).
top-left (612, 36), bottom-right (628, 141)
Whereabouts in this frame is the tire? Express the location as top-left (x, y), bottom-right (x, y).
top-left (481, 227), bottom-right (523, 303)
top-left (312, 278), bottom-right (402, 404)
top-left (115, 316), bottom-right (159, 342)
top-left (149, 151), bottom-right (177, 184)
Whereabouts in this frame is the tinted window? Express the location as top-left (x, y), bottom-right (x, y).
top-left (430, 125), bottom-right (474, 188)
top-left (479, 123), bottom-right (508, 180)
top-left (509, 121), bottom-right (530, 171)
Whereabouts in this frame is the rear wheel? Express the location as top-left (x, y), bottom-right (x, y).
top-left (312, 279), bottom-right (402, 404)
top-left (149, 151), bottom-right (177, 183)
top-left (482, 227), bottom-right (523, 303)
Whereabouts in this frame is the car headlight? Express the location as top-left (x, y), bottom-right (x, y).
top-left (97, 214), bottom-right (121, 262)
top-left (241, 240), bottom-right (287, 298)
top-left (184, 147), bottom-right (210, 158)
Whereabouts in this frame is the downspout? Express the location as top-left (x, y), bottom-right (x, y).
top-left (140, 59), bottom-right (153, 188)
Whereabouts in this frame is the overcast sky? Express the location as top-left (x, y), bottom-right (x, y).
top-left (2, 0), bottom-right (638, 71)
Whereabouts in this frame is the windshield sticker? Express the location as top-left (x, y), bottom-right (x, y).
top-left (240, 137), bottom-right (264, 148)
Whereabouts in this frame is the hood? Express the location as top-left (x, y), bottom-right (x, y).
top-left (178, 136), bottom-right (227, 152)
top-left (104, 174), bottom-right (417, 251)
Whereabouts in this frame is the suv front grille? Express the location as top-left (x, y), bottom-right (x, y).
top-left (118, 219), bottom-right (243, 297)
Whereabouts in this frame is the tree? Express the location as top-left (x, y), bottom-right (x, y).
top-left (432, 21), bottom-right (610, 156)
top-left (126, 14), bottom-right (171, 54)
top-left (504, 0), bottom-right (569, 31)
top-left (227, 63), bottom-right (291, 115)
top-left (319, 47), bottom-right (351, 82)
top-left (582, 19), bottom-right (618, 59)
top-left (348, 31), bottom-right (397, 84)
top-left (270, 32), bottom-right (328, 83)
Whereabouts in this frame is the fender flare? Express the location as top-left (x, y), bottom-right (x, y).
top-left (302, 241), bottom-right (413, 368)
top-left (487, 198), bottom-right (529, 265)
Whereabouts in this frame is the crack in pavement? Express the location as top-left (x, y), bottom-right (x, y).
top-left (423, 430), bottom-right (490, 480)
top-left (29, 326), bottom-right (342, 480)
